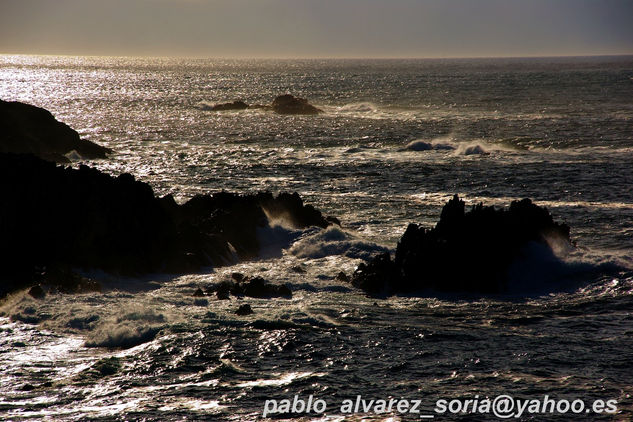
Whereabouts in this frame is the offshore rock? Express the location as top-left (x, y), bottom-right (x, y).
top-left (27, 285), bottom-right (46, 299)
top-left (235, 304), bottom-right (253, 316)
top-left (0, 99), bottom-right (111, 162)
top-left (272, 94), bottom-right (322, 115)
top-left (0, 153), bottom-right (334, 296)
top-left (352, 195), bottom-right (572, 296)
top-left (208, 101), bottom-right (249, 111)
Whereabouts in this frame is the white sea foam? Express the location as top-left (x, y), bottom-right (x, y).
top-left (288, 226), bottom-right (389, 260)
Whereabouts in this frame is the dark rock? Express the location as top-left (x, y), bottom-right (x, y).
top-left (351, 195), bottom-right (573, 296)
top-left (208, 276), bottom-right (292, 299)
top-left (0, 99), bottom-right (111, 162)
top-left (215, 281), bottom-right (232, 300)
top-left (208, 101), bottom-right (249, 111)
top-left (42, 266), bottom-right (101, 294)
top-left (326, 216), bottom-right (342, 226)
top-left (235, 304), bottom-right (253, 316)
top-left (28, 285), bottom-right (46, 299)
top-left (0, 153), bottom-right (335, 296)
top-left (335, 271), bottom-right (349, 283)
top-left (291, 265), bottom-right (306, 274)
top-left (271, 95), bottom-right (322, 115)
top-left (231, 273), bottom-right (245, 282)
top-left (351, 252), bottom-right (398, 296)
top-left (193, 287), bottom-right (205, 297)
top-left (243, 276), bottom-right (292, 298)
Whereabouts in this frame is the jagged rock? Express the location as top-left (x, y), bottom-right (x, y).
top-left (351, 195), bottom-right (572, 296)
top-left (0, 153), bottom-right (335, 296)
top-left (0, 100), bottom-right (111, 162)
top-left (208, 101), bottom-right (249, 111)
top-left (272, 95), bottom-right (322, 115)
top-left (235, 304), bottom-right (253, 316)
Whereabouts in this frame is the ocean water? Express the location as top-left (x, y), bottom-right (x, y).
top-left (1, 55), bottom-right (632, 420)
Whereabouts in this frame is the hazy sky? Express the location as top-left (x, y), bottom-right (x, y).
top-left (1, 0), bottom-right (632, 58)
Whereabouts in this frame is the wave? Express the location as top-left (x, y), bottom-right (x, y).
top-left (288, 226), bottom-right (389, 260)
top-left (333, 102), bottom-right (380, 114)
top-left (504, 242), bottom-right (628, 295)
top-left (256, 224), bottom-right (304, 259)
top-left (85, 324), bottom-right (161, 349)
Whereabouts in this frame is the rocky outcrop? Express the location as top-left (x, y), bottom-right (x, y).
top-left (200, 95), bottom-right (322, 115)
top-left (0, 153), bottom-right (334, 296)
top-left (272, 95), bottom-right (322, 115)
top-left (206, 101), bottom-right (249, 111)
top-left (352, 195), bottom-right (572, 296)
top-left (0, 100), bottom-right (111, 162)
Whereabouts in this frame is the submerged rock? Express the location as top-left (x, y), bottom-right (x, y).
top-left (272, 94), bottom-right (322, 115)
top-left (352, 195), bottom-right (572, 296)
top-left (0, 99), bottom-right (111, 162)
top-left (0, 153), bottom-right (335, 296)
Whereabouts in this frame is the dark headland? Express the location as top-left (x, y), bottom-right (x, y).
top-left (0, 99), bottom-right (111, 163)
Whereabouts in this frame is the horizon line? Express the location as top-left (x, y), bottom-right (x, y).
top-left (1, 52), bottom-right (633, 61)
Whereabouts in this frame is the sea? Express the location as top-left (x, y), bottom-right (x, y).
top-left (0, 55), bottom-right (632, 421)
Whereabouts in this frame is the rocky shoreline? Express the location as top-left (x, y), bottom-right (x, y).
top-left (1, 100), bottom-right (575, 299)
top-left (0, 152), bottom-right (335, 297)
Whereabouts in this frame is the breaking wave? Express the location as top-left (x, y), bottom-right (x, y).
top-left (288, 226), bottom-right (389, 260)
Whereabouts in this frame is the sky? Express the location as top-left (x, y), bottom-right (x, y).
top-left (1, 0), bottom-right (632, 58)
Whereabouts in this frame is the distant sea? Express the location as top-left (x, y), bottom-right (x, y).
top-left (1, 55), bottom-right (632, 420)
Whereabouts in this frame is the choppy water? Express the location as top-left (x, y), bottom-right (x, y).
top-left (1, 55), bottom-right (632, 420)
